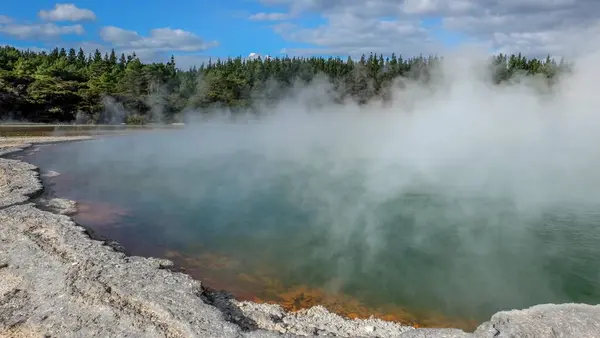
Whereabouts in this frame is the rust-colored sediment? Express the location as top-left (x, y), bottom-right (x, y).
top-left (164, 250), bottom-right (479, 331)
top-left (73, 200), bottom-right (132, 228)
top-left (57, 195), bottom-right (478, 331)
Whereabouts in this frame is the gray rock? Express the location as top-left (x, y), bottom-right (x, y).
top-left (0, 203), bottom-right (244, 338)
top-left (230, 302), bottom-right (415, 336)
top-left (38, 197), bottom-right (78, 215)
top-left (399, 329), bottom-right (472, 338)
top-left (0, 145), bottom-right (30, 157)
top-left (0, 156), bottom-right (42, 208)
top-left (473, 303), bottom-right (600, 338)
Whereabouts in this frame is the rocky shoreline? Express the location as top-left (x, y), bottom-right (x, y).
top-left (1, 137), bottom-right (599, 338)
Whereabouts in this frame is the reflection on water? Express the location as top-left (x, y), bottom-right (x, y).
top-left (18, 138), bottom-right (600, 331)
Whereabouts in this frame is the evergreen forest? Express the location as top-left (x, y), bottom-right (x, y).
top-left (0, 45), bottom-right (569, 124)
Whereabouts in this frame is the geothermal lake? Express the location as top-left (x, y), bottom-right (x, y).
top-left (20, 129), bottom-right (600, 329)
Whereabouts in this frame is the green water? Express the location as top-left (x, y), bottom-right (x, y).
top-left (23, 134), bottom-right (600, 323)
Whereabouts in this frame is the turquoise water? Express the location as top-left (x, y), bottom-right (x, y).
top-left (22, 133), bottom-right (600, 325)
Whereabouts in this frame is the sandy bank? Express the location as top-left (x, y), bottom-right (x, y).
top-left (0, 137), bottom-right (599, 338)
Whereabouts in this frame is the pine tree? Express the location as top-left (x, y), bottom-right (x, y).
top-left (93, 49), bottom-right (102, 63)
top-left (67, 48), bottom-right (77, 63)
top-left (109, 49), bottom-right (117, 66)
top-left (0, 43), bottom-right (566, 123)
top-left (77, 48), bottom-right (86, 65)
top-left (119, 53), bottom-right (127, 69)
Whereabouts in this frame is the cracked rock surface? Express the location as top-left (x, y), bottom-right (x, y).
top-left (0, 138), bottom-right (599, 338)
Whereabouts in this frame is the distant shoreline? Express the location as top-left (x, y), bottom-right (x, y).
top-left (0, 122), bottom-right (185, 127)
top-left (0, 123), bottom-right (185, 138)
top-left (0, 135), bottom-right (598, 338)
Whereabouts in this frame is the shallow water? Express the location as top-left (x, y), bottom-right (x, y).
top-left (21, 133), bottom-right (600, 329)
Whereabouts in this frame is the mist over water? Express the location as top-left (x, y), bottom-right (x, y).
top-left (25, 50), bottom-right (600, 324)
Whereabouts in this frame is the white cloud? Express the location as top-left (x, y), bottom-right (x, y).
top-left (95, 26), bottom-right (219, 68)
top-left (0, 15), bottom-right (12, 24)
top-left (249, 12), bottom-right (289, 21)
top-left (432, 0), bottom-right (600, 56)
top-left (99, 26), bottom-right (140, 44)
top-left (271, 10), bottom-right (440, 57)
top-left (260, 0), bottom-right (402, 17)
top-left (402, 0), bottom-right (476, 15)
top-left (247, 52), bottom-right (272, 60)
top-left (0, 22), bottom-right (84, 40)
top-left (172, 54), bottom-right (213, 69)
top-left (257, 0), bottom-right (600, 57)
top-left (0, 13), bottom-right (85, 40)
top-left (14, 45), bottom-right (48, 53)
top-left (39, 3), bottom-right (96, 22)
top-left (255, 1), bottom-right (441, 56)
top-left (99, 26), bottom-right (218, 52)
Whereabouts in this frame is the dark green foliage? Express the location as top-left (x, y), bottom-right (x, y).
top-left (125, 114), bottom-right (146, 125)
top-left (0, 45), bottom-right (570, 123)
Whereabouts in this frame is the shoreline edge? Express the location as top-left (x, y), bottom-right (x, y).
top-left (1, 137), bottom-right (599, 338)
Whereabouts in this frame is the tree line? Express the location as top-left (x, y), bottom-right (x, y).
top-left (0, 45), bottom-right (570, 124)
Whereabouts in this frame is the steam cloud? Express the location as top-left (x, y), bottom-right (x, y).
top-left (46, 45), bottom-right (600, 320)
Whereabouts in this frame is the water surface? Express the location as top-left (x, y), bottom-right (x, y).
top-left (22, 132), bottom-right (600, 329)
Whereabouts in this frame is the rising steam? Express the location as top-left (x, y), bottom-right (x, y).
top-left (46, 45), bottom-right (600, 320)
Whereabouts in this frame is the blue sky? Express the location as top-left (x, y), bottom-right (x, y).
top-left (0, 1), bottom-right (327, 59)
top-left (0, 1), bottom-right (594, 68)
